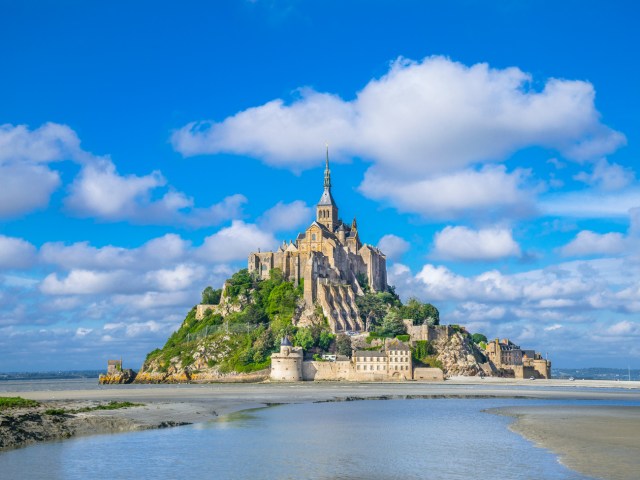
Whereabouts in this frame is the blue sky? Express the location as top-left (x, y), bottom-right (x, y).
top-left (1, 1), bottom-right (639, 371)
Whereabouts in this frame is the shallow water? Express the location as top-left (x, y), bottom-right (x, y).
top-left (0, 398), bottom-right (603, 479)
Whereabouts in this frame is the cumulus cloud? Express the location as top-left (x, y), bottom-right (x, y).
top-left (258, 200), bottom-right (313, 232)
top-left (574, 158), bottom-right (635, 191)
top-left (0, 235), bottom-right (37, 269)
top-left (197, 220), bottom-right (278, 262)
top-left (0, 122), bottom-right (246, 226)
top-left (64, 158), bottom-right (247, 226)
top-left (0, 122), bottom-right (85, 164)
top-left (432, 226), bottom-right (521, 261)
top-left (173, 56), bottom-right (623, 172)
top-left (0, 123), bottom-right (84, 218)
top-left (0, 164), bottom-right (61, 218)
top-left (359, 165), bottom-right (536, 219)
top-left (172, 56), bottom-right (628, 221)
top-left (560, 231), bottom-right (627, 257)
top-left (377, 234), bottom-right (410, 261)
top-left (40, 234), bottom-right (191, 271)
top-left (559, 208), bottom-right (640, 257)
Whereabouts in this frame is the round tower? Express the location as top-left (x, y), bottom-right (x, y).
top-left (270, 337), bottom-right (303, 381)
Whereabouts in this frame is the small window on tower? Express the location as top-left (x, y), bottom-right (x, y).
top-left (312, 234), bottom-right (316, 241)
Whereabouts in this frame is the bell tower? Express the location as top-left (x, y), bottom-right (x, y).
top-left (316, 146), bottom-right (338, 231)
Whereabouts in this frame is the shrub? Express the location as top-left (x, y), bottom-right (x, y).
top-left (395, 334), bottom-right (410, 342)
top-left (0, 397), bottom-right (39, 411)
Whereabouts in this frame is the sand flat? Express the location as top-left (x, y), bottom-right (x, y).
top-left (491, 405), bottom-right (640, 480)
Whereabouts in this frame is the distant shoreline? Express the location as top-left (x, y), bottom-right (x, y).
top-left (2, 378), bottom-right (640, 480)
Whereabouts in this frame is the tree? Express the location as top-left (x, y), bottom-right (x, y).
top-left (471, 333), bottom-right (488, 344)
top-left (201, 286), bottom-right (222, 305)
top-left (318, 330), bottom-right (334, 351)
top-left (400, 297), bottom-right (440, 325)
top-left (295, 328), bottom-right (314, 350)
top-left (335, 334), bottom-right (352, 357)
top-left (379, 310), bottom-right (406, 336)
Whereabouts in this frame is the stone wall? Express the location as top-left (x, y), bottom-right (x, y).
top-left (302, 360), bottom-right (354, 381)
top-left (413, 368), bottom-right (444, 381)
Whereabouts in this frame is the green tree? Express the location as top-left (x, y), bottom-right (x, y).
top-left (400, 297), bottom-right (440, 325)
top-left (226, 269), bottom-right (254, 299)
top-left (201, 286), bottom-right (222, 305)
top-left (335, 334), bottom-right (352, 357)
top-left (295, 327), bottom-right (314, 350)
top-left (318, 330), bottom-right (334, 351)
top-left (379, 310), bottom-right (406, 336)
top-left (471, 333), bottom-right (488, 344)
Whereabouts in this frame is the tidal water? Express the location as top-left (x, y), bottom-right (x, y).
top-left (0, 398), bottom-right (603, 480)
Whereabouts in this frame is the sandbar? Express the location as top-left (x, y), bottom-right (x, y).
top-left (491, 405), bottom-right (640, 480)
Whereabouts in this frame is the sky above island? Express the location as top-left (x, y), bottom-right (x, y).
top-left (1, 0), bottom-right (639, 371)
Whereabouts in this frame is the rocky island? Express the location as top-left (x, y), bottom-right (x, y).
top-left (110, 154), bottom-right (549, 384)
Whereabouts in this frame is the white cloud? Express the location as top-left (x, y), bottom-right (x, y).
top-left (258, 200), bottom-right (313, 232)
top-left (65, 159), bottom-right (247, 226)
top-left (173, 56), bottom-right (624, 173)
top-left (0, 122), bottom-right (84, 164)
top-left (197, 220), bottom-right (278, 262)
top-left (0, 123), bottom-right (91, 218)
top-left (559, 208), bottom-right (640, 257)
top-left (560, 230), bottom-right (627, 257)
top-left (359, 165), bottom-right (536, 219)
top-left (432, 226), bottom-right (521, 261)
top-left (41, 234), bottom-right (191, 271)
top-left (0, 164), bottom-right (61, 218)
top-left (540, 188), bottom-right (640, 218)
top-left (574, 158), bottom-right (635, 191)
top-left (377, 234), bottom-right (410, 261)
top-left (0, 235), bottom-right (37, 269)
top-left (40, 270), bottom-right (136, 295)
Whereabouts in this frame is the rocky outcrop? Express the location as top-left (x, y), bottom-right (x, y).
top-left (98, 369), bottom-right (136, 385)
top-left (433, 332), bottom-right (488, 378)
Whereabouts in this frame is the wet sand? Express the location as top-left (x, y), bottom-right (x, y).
top-left (492, 405), bottom-right (640, 480)
top-left (3, 378), bottom-right (640, 477)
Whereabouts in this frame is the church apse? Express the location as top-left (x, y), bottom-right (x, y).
top-left (248, 148), bottom-right (388, 333)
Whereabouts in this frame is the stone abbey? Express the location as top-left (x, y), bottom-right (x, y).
top-left (248, 150), bottom-right (387, 333)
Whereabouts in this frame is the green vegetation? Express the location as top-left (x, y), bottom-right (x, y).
top-left (400, 297), bottom-right (440, 326)
top-left (471, 333), bottom-right (488, 344)
top-left (201, 286), bottom-right (222, 305)
top-left (44, 408), bottom-right (67, 416)
top-left (0, 396), bottom-right (39, 411)
top-left (395, 334), bottom-right (410, 342)
top-left (144, 268), bottom-right (327, 375)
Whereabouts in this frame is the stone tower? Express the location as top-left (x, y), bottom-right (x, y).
top-left (316, 146), bottom-right (338, 232)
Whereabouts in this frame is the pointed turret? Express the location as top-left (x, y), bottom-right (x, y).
top-left (317, 146), bottom-right (339, 231)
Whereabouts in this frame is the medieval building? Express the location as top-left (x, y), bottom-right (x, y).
top-left (248, 150), bottom-right (387, 333)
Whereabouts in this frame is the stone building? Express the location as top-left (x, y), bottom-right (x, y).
top-left (107, 359), bottom-right (122, 374)
top-left (485, 338), bottom-right (551, 379)
top-left (249, 150), bottom-right (387, 333)
top-left (270, 338), bottom-right (414, 382)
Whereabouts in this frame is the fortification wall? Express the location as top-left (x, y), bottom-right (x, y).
top-left (302, 360), bottom-right (354, 381)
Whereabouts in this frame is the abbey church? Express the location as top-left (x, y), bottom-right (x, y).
top-left (248, 151), bottom-right (387, 333)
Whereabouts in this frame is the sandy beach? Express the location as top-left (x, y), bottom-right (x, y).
top-left (3, 378), bottom-right (640, 479)
top-left (492, 405), bottom-right (640, 480)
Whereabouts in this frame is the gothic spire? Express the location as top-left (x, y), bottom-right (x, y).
top-left (324, 143), bottom-right (331, 190)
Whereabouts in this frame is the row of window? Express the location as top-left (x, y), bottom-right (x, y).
top-left (360, 356), bottom-right (410, 363)
top-left (356, 365), bottom-right (410, 371)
